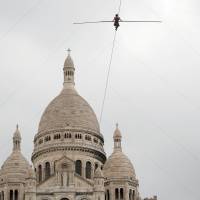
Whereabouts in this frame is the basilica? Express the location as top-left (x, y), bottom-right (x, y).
top-left (0, 52), bottom-right (157, 200)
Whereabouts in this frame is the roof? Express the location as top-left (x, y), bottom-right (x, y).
top-left (103, 150), bottom-right (136, 180)
top-left (38, 87), bottom-right (100, 134)
top-left (0, 151), bottom-right (35, 183)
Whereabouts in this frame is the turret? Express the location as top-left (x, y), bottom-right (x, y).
top-left (103, 124), bottom-right (139, 200)
top-left (113, 123), bottom-right (122, 151)
top-left (63, 48), bottom-right (75, 89)
top-left (13, 124), bottom-right (21, 151)
top-left (0, 126), bottom-right (36, 200)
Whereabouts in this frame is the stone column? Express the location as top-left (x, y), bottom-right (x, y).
top-left (20, 184), bottom-right (24, 200)
top-left (110, 185), bottom-right (114, 200)
top-left (11, 190), bottom-right (14, 200)
top-left (42, 164), bottom-right (45, 181)
top-left (124, 183), bottom-right (129, 200)
top-left (91, 165), bottom-right (94, 179)
top-left (3, 185), bottom-right (7, 200)
top-left (63, 172), bottom-right (67, 186)
top-left (56, 172), bottom-right (59, 185)
top-left (51, 161), bottom-right (54, 175)
top-left (82, 161), bottom-right (86, 178)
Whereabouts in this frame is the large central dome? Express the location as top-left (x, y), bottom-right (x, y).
top-left (38, 53), bottom-right (100, 135)
top-left (32, 52), bottom-right (105, 164)
top-left (38, 87), bottom-right (100, 133)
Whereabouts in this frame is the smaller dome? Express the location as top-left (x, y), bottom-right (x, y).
top-left (1, 151), bottom-right (33, 182)
top-left (0, 126), bottom-right (34, 183)
top-left (103, 150), bottom-right (136, 180)
top-left (94, 167), bottom-right (104, 178)
top-left (103, 124), bottom-right (136, 180)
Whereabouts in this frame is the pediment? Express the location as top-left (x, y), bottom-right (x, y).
top-left (55, 155), bottom-right (75, 172)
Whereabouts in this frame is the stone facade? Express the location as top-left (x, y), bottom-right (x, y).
top-left (0, 52), bottom-right (157, 200)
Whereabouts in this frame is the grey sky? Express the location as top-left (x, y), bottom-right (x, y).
top-left (0, 0), bottom-right (200, 199)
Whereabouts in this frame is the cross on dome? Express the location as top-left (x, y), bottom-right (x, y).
top-left (116, 123), bottom-right (119, 128)
top-left (67, 48), bottom-right (71, 55)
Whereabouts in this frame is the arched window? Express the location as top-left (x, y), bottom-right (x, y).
top-left (0, 192), bottom-right (2, 200)
top-left (115, 188), bottom-right (119, 199)
top-left (94, 138), bottom-right (98, 143)
top-left (39, 139), bottom-right (43, 144)
top-left (38, 165), bottom-right (42, 182)
top-left (54, 134), bottom-right (61, 139)
top-left (129, 190), bottom-right (132, 200)
top-left (132, 190), bottom-right (135, 200)
top-left (75, 134), bottom-right (82, 139)
top-left (65, 133), bottom-right (72, 138)
top-left (45, 136), bottom-right (51, 142)
top-left (106, 190), bottom-right (110, 200)
top-left (85, 135), bottom-right (91, 141)
top-left (2, 191), bottom-right (4, 200)
top-left (9, 190), bottom-right (13, 200)
top-left (86, 161), bottom-right (92, 179)
top-left (14, 190), bottom-right (18, 200)
top-left (45, 162), bottom-right (51, 179)
top-left (61, 173), bottom-right (64, 186)
top-left (95, 163), bottom-right (98, 170)
top-left (120, 188), bottom-right (124, 199)
top-left (75, 160), bottom-right (82, 176)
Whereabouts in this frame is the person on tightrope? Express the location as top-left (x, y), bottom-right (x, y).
top-left (113, 14), bottom-right (121, 30)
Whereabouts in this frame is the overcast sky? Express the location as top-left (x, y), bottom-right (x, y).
top-left (0, 0), bottom-right (200, 199)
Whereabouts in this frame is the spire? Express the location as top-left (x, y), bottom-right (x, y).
top-left (113, 123), bottom-right (122, 151)
top-left (63, 48), bottom-right (75, 89)
top-left (13, 124), bottom-right (21, 151)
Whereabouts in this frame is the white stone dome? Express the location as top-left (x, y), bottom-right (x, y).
top-left (37, 52), bottom-right (100, 135)
top-left (103, 125), bottom-right (136, 180)
top-left (1, 152), bottom-right (30, 177)
top-left (38, 87), bottom-right (100, 134)
top-left (103, 150), bottom-right (136, 180)
top-left (0, 126), bottom-right (35, 183)
top-left (32, 53), bottom-right (106, 165)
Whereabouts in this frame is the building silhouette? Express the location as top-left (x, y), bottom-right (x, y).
top-left (0, 52), bottom-right (157, 200)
